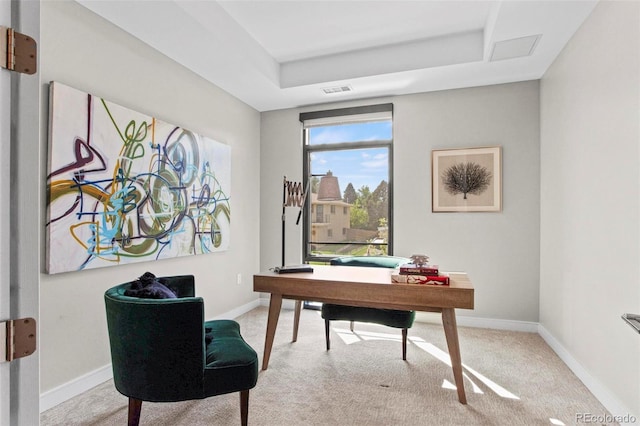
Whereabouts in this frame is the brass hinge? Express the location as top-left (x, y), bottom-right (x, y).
top-left (1, 318), bottom-right (37, 362)
top-left (0, 26), bottom-right (37, 75)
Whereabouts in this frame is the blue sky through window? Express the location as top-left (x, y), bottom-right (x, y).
top-left (311, 148), bottom-right (388, 193)
top-left (308, 120), bottom-right (391, 145)
top-left (309, 121), bottom-right (391, 193)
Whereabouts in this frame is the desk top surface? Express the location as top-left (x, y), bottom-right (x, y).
top-left (254, 265), bottom-right (473, 290)
top-left (254, 265), bottom-right (474, 310)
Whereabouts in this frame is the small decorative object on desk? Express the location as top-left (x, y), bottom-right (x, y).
top-left (395, 253), bottom-right (449, 285)
top-left (401, 254), bottom-right (438, 275)
top-left (410, 254), bottom-right (429, 266)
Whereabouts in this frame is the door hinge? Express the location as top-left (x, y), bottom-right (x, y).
top-left (0, 26), bottom-right (37, 75)
top-left (1, 318), bottom-right (37, 362)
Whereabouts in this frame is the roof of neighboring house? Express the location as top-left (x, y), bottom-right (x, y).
top-left (310, 193), bottom-right (351, 207)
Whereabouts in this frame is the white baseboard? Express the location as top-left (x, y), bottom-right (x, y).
top-left (455, 315), bottom-right (539, 332)
top-left (211, 298), bottom-right (262, 320)
top-left (538, 324), bottom-right (637, 421)
top-left (40, 364), bottom-right (113, 412)
top-left (39, 297), bottom-right (262, 413)
top-left (259, 296), bottom-right (298, 310)
top-left (412, 311), bottom-right (540, 332)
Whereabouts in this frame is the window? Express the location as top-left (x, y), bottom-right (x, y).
top-left (316, 205), bottom-right (323, 223)
top-left (301, 104), bottom-right (393, 263)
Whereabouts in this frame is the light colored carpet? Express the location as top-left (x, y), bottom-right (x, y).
top-left (41, 306), bottom-right (614, 426)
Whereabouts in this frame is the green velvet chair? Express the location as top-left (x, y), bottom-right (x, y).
top-left (104, 275), bottom-right (259, 426)
top-left (322, 256), bottom-right (416, 360)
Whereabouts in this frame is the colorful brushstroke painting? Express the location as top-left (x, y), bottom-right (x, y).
top-left (46, 81), bottom-right (231, 274)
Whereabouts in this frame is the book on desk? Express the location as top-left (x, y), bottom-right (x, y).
top-left (393, 263), bottom-right (449, 285)
top-left (392, 273), bottom-right (449, 285)
top-left (399, 263), bottom-right (439, 275)
top-left (274, 265), bottom-right (314, 274)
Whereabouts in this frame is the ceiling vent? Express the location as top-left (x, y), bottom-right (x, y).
top-left (490, 35), bottom-right (541, 62)
top-left (322, 85), bottom-right (353, 94)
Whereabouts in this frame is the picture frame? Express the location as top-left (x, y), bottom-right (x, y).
top-left (46, 81), bottom-right (232, 274)
top-left (431, 146), bottom-right (502, 212)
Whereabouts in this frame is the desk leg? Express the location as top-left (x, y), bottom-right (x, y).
top-left (262, 293), bottom-right (282, 371)
top-left (442, 308), bottom-right (467, 404)
top-left (292, 300), bottom-right (302, 342)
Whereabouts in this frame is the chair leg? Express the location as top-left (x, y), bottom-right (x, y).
top-left (324, 319), bottom-right (331, 350)
top-left (402, 328), bottom-right (408, 361)
top-left (128, 398), bottom-right (142, 426)
top-left (240, 389), bottom-right (249, 426)
top-left (350, 320), bottom-right (355, 333)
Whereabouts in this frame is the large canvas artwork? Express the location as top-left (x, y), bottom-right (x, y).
top-left (46, 82), bottom-right (231, 274)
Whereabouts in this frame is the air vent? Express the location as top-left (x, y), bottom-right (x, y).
top-left (490, 35), bottom-right (541, 62)
top-left (322, 85), bottom-right (353, 94)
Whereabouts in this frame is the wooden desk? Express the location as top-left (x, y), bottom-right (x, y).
top-left (253, 265), bottom-right (474, 404)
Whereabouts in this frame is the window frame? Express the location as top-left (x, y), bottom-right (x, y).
top-left (300, 103), bottom-right (394, 263)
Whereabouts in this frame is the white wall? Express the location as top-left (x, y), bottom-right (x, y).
top-left (39, 1), bottom-right (261, 395)
top-left (261, 81), bottom-right (541, 322)
top-left (540, 0), bottom-right (640, 417)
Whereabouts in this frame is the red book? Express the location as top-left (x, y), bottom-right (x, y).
top-left (399, 264), bottom-right (439, 276)
top-left (424, 275), bottom-right (449, 286)
top-left (391, 274), bottom-right (449, 286)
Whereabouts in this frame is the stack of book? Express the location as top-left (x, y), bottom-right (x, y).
top-left (391, 263), bottom-right (450, 285)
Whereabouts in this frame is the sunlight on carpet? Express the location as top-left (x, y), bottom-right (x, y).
top-left (334, 325), bottom-right (520, 400)
top-left (333, 327), bottom-right (403, 344)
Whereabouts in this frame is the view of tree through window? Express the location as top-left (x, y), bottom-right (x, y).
top-left (302, 106), bottom-right (393, 262)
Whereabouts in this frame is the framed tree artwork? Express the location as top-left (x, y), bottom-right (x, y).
top-left (431, 146), bottom-right (502, 212)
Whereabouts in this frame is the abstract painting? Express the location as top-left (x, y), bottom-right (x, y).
top-left (46, 81), bottom-right (231, 274)
top-left (431, 146), bottom-right (501, 212)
